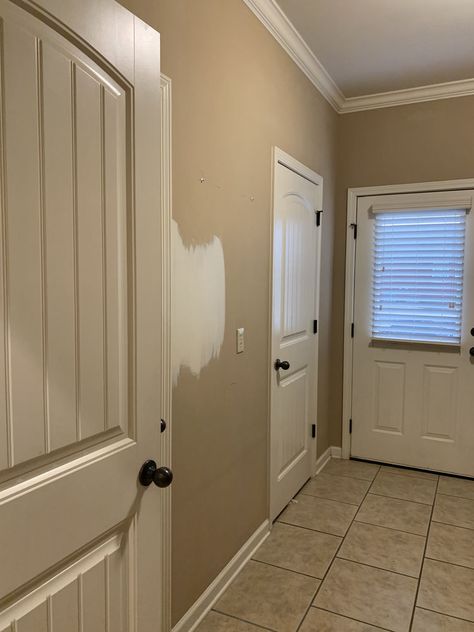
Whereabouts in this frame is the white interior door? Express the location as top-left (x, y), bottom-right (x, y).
top-left (352, 190), bottom-right (474, 477)
top-left (0, 1), bottom-right (166, 629)
top-left (270, 150), bottom-right (322, 521)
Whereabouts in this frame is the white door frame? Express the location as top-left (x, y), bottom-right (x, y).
top-left (268, 147), bottom-right (322, 519)
top-left (160, 73), bottom-right (172, 631)
top-left (342, 177), bottom-right (474, 460)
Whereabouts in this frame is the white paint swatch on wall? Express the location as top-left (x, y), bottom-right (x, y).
top-left (172, 220), bottom-right (226, 385)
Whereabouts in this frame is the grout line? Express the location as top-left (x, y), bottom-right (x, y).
top-left (211, 608), bottom-right (276, 631)
top-left (335, 555), bottom-right (422, 580)
top-left (251, 558), bottom-right (324, 581)
top-left (423, 556), bottom-right (474, 573)
top-left (436, 491), bottom-right (474, 502)
top-left (431, 517), bottom-right (474, 532)
top-left (368, 491), bottom-right (435, 507)
top-left (298, 491), bottom-right (363, 507)
top-left (354, 518), bottom-right (428, 538)
top-left (277, 518), bottom-right (347, 539)
top-left (293, 463), bottom-right (376, 632)
top-left (408, 471), bottom-right (439, 631)
top-left (310, 605), bottom-right (391, 631)
top-left (415, 605), bottom-right (474, 625)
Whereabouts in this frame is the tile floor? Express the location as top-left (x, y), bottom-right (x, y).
top-left (196, 458), bottom-right (474, 632)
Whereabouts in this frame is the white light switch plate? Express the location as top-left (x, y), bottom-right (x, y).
top-left (236, 328), bottom-right (245, 353)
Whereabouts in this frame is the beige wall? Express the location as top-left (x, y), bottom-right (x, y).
top-left (331, 96), bottom-right (474, 446)
top-left (119, 0), bottom-right (338, 623)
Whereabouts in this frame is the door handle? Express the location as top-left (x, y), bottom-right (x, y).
top-left (274, 359), bottom-right (290, 371)
top-left (139, 460), bottom-right (173, 488)
top-left (470, 347), bottom-right (474, 357)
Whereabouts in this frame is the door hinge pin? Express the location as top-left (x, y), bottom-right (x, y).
top-left (315, 210), bottom-right (323, 226)
top-left (313, 319), bottom-right (318, 334)
top-left (350, 223), bottom-right (357, 239)
top-left (351, 323), bottom-right (355, 338)
top-left (349, 418), bottom-right (353, 434)
top-left (311, 423), bottom-right (316, 438)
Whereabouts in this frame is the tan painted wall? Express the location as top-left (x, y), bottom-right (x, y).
top-left (331, 96), bottom-right (474, 446)
top-left (118, 0), bottom-right (338, 623)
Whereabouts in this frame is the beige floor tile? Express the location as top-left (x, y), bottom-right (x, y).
top-left (417, 559), bottom-right (474, 622)
top-left (215, 560), bottom-right (319, 632)
top-left (438, 476), bottom-right (474, 501)
top-left (412, 608), bottom-right (474, 631)
top-left (301, 473), bottom-right (371, 506)
top-left (380, 465), bottom-right (439, 481)
top-left (253, 522), bottom-right (341, 578)
top-left (338, 522), bottom-right (425, 577)
top-left (278, 494), bottom-right (357, 537)
top-left (299, 608), bottom-right (383, 631)
top-left (433, 494), bottom-right (474, 530)
top-left (323, 459), bottom-right (380, 482)
top-left (355, 493), bottom-right (431, 536)
top-left (314, 558), bottom-right (417, 632)
top-left (427, 522), bottom-right (474, 569)
top-left (370, 471), bottom-right (436, 505)
top-left (196, 611), bottom-right (267, 631)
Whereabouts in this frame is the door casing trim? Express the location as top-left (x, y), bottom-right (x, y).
top-left (160, 73), bottom-right (173, 632)
top-left (342, 178), bottom-right (474, 460)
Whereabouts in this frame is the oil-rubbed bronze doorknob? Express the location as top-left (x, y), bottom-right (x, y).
top-left (139, 460), bottom-right (173, 488)
top-left (274, 359), bottom-right (290, 371)
top-left (470, 347), bottom-right (474, 357)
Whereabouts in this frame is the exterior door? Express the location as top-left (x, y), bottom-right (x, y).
top-left (270, 149), bottom-right (322, 520)
top-left (0, 1), bottom-right (166, 630)
top-left (352, 190), bottom-right (474, 477)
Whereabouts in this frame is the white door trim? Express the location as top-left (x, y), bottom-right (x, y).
top-left (342, 178), bottom-right (474, 460)
top-left (160, 73), bottom-right (173, 632)
top-left (269, 147), bottom-right (322, 520)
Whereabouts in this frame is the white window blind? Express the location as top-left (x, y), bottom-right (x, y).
top-left (372, 209), bottom-right (466, 345)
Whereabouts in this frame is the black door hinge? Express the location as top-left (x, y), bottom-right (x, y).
top-left (315, 210), bottom-right (323, 226)
top-left (351, 323), bottom-right (355, 338)
top-left (313, 319), bottom-right (318, 334)
top-left (311, 423), bottom-right (316, 438)
top-left (349, 418), bottom-right (353, 434)
top-left (350, 223), bottom-right (357, 239)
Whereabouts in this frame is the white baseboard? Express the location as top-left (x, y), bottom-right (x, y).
top-left (172, 520), bottom-right (270, 632)
top-left (330, 446), bottom-right (342, 459)
top-left (314, 445), bottom-right (343, 475)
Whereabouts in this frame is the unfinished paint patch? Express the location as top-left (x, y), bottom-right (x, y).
top-left (172, 220), bottom-right (225, 385)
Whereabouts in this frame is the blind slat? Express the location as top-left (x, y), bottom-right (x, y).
top-left (372, 209), bottom-right (466, 345)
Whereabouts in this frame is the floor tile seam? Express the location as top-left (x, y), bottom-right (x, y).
top-left (316, 470), bottom-right (377, 484)
top-left (368, 491), bottom-right (434, 507)
top-left (377, 470), bottom-right (439, 484)
top-left (277, 518), bottom-right (347, 538)
top-left (423, 555), bottom-right (474, 573)
top-left (211, 608), bottom-right (277, 631)
top-left (414, 605), bottom-right (474, 625)
top-left (335, 555), bottom-right (422, 580)
top-left (354, 517), bottom-right (428, 538)
top-left (436, 491), bottom-right (474, 502)
top-left (431, 518), bottom-right (474, 532)
top-left (294, 476), bottom-right (369, 632)
top-left (298, 491), bottom-right (364, 507)
top-left (250, 557), bottom-right (325, 581)
top-left (409, 474), bottom-right (439, 631)
top-left (308, 604), bottom-right (391, 631)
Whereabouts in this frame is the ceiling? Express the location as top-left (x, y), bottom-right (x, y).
top-left (275, 0), bottom-right (474, 98)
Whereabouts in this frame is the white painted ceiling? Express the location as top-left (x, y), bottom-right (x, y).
top-left (275, 0), bottom-right (474, 97)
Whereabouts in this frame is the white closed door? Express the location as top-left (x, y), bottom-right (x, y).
top-left (270, 152), bottom-right (322, 520)
top-left (0, 1), bottom-right (166, 630)
top-left (352, 190), bottom-right (474, 477)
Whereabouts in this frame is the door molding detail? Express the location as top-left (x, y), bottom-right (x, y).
top-left (342, 178), bottom-right (474, 460)
top-left (160, 73), bottom-right (173, 632)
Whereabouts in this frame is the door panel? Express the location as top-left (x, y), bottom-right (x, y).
top-left (270, 152), bottom-right (322, 520)
top-left (0, 0), bottom-right (163, 629)
top-left (352, 191), bottom-right (474, 477)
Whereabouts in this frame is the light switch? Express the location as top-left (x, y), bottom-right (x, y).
top-left (236, 328), bottom-right (245, 353)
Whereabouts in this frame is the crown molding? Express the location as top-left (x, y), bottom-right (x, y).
top-left (242, 0), bottom-right (344, 111)
top-left (243, 0), bottom-right (474, 114)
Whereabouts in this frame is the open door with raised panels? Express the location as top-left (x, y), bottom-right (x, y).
top-left (0, 1), bottom-right (167, 629)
